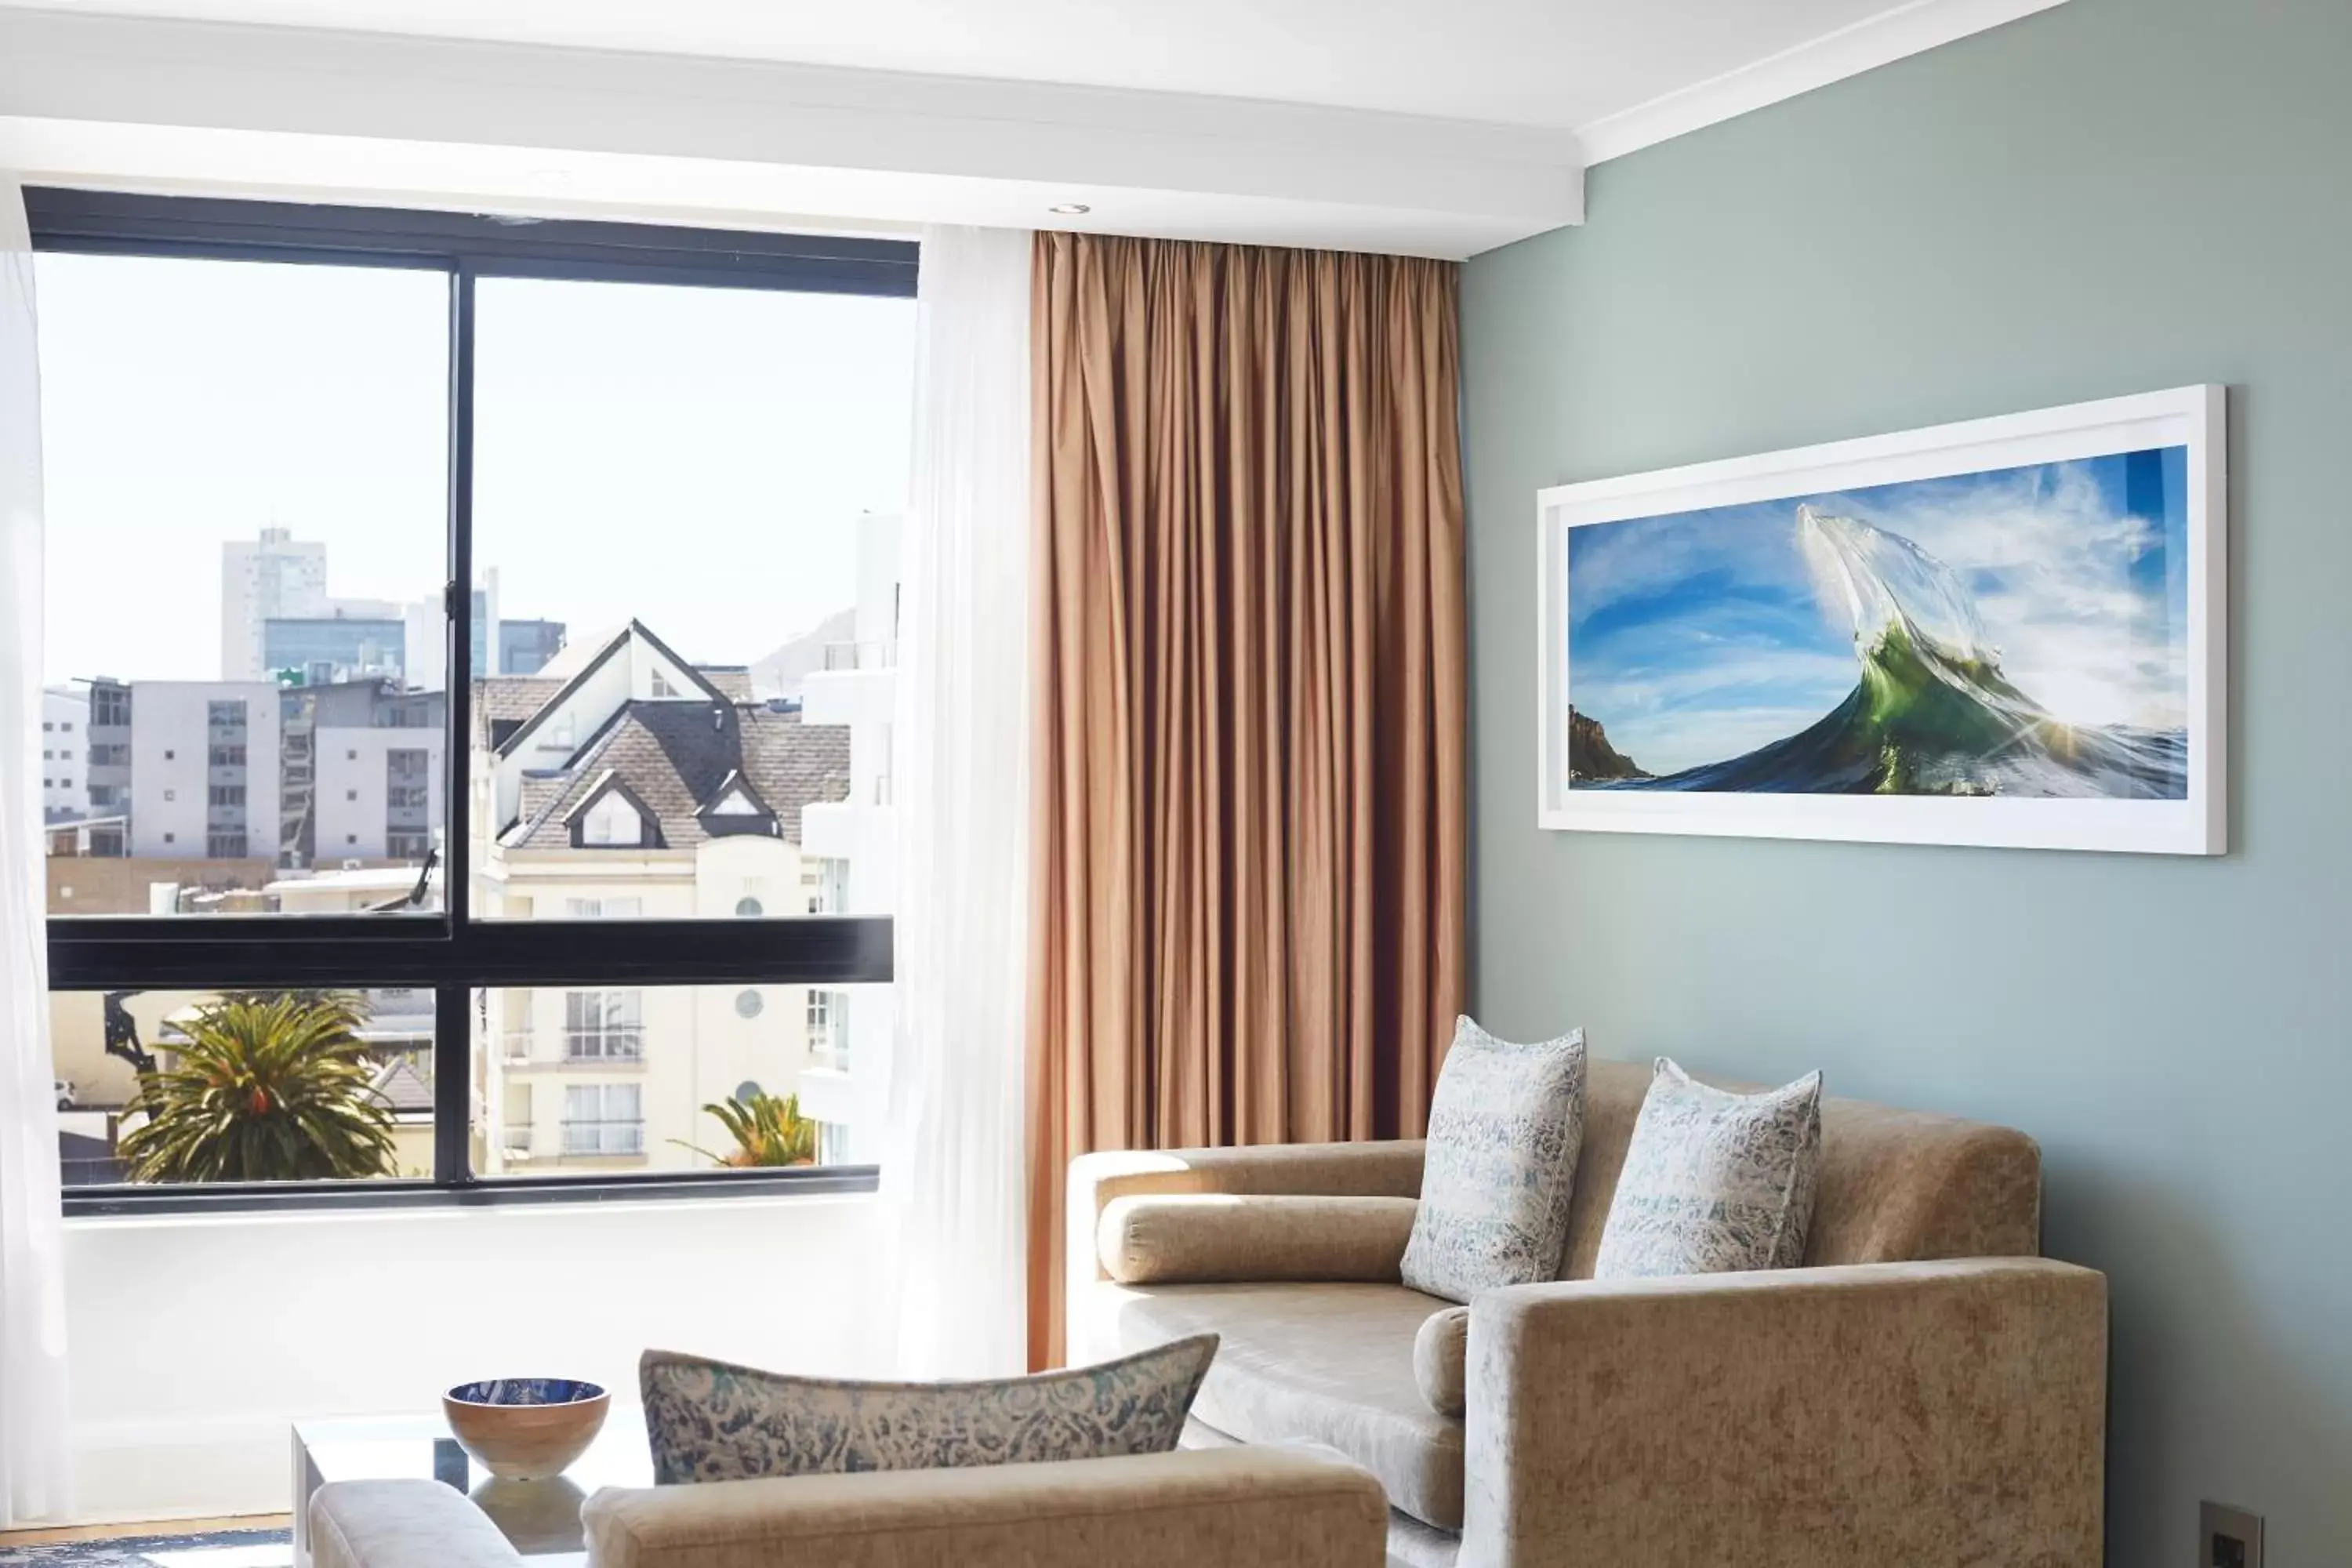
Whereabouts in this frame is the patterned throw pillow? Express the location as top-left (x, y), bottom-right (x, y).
top-left (1399, 1017), bottom-right (1587, 1304)
top-left (1592, 1058), bottom-right (1824, 1279)
top-left (640, 1334), bottom-right (1217, 1485)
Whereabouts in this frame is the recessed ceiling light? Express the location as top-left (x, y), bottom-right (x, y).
top-left (1048, 203), bottom-right (1092, 216)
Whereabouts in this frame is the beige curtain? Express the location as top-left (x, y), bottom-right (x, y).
top-left (1025, 232), bottom-right (1466, 1366)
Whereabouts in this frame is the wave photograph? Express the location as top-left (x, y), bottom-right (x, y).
top-left (1565, 448), bottom-right (2190, 800)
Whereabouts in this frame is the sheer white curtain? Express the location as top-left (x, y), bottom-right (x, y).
top-left (0, 173), bottom-right (72, 1526)
top-left (877, 225), bottom-right (1033, 1379)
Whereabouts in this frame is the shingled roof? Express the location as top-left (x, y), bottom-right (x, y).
top-left (499, 699), bottom-right (848, 851)
top-left (477, 677), bottom-right (564, 750)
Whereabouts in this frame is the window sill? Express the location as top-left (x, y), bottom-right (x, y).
top-left (60, 1163), bottom-right (878, 1218)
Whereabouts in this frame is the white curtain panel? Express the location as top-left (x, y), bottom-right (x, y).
top-left (877, 225), bottom-right (1033, 1379)
top-left (0, 173), bottom-right (72, 1526)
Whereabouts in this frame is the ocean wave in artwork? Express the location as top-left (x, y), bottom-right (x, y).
top-left (1584, 506), bottom-right (2188, 799)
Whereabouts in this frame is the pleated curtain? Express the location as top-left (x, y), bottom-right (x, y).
top-left (1025, 232), bottom-right (1467, 1366)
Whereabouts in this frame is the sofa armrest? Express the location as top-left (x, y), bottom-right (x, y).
top-left (1098, 1194), bottom-right (1417, 1284)
top-left (310, 1481), bottom-right (523, 1568)
top-left (583, 1447), bottom-right (1387, 1568)
top-left (1465, 1258), bottom-right (2107, 1568)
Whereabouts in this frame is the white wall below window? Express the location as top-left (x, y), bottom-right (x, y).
top-left (64, 1194), bottom-right (884, 1523)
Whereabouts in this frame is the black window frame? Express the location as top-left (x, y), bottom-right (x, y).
top-left (30, 187), bottom-right (910, 1216)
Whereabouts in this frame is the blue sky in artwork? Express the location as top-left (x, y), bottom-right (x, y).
top-left (1566, 448), bottom-right (2190, 778)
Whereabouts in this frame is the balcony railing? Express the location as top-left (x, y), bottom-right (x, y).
top-left (820, 640), bottom-right (897, 672)
top-left (499, 1031), bottom-right (534, 1065)
top-left (500, 1122), bottom-right (532, 1153)
top-left (561, 1120), bottom-right (644, 1156)
top-left (563, 1025), bottom-right (644, 1063)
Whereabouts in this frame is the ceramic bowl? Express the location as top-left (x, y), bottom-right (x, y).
top-left (443, 1377), bottom-right (610, 1480)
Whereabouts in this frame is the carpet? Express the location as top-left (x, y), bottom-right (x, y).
top-left (0, 1529), bottom-right (291, 1568)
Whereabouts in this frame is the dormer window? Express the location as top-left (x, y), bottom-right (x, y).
top-left (651, 670), bottom-right (676, 699)
top-left (581, 793), bottom-right (642, 847)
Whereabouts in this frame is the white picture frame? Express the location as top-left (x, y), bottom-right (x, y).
top-left (1536, 385), bottom-right (2226, 855)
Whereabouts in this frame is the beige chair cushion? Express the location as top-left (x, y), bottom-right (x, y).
top-left (1111, 1282), bottom-right (1465, 1531)
top-left (1410, 1307), bottom-right (1468, 1418)
top-left (1099, 1196), bottom-right (1417, 1285)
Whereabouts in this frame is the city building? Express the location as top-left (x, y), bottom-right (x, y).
top-left (220, 528), bottom-right (328, 681)
top-left (262, 612), bottom-right (407, 687)
top-left (40, 687), bottom-right (88, 821)
top-left (278, 679), bottom-right (445, 869)
top-left (83, 677), bottom-right (131, 818)
top-left (468, 620), bottom-right (851, 1174)
top-left (793, 512), bottom-right (902, 1163)
top-left (124, 681), bottom-right (283, 860)
top-left (395, 575), bottom-right (566, 691)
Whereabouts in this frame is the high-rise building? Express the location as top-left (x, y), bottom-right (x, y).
top-left (221, 528), bottom-right (329, 681)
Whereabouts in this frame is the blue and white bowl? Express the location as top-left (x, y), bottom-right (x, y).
top-left (444, 1377), bottom-right (610, 1479)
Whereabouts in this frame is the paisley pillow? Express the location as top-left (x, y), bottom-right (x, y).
top-left (1592, 1058), bottom-right (1824, 1279)
top-left (639, 1334), bottom-right (1218, 1485)
top-left (1399, 1016), bottom-right (1588, 1303)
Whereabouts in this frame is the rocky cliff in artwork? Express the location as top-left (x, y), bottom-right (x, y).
top-left (1567, 707), bottom-right (1647, 782)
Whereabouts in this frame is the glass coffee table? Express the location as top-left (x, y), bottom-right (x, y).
top-left (291, 1412), bottom-right (654, 1568)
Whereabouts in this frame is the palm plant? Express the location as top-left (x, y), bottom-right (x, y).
top-left (116, 993), bottom-right (397, 1183)
top-left (677, 1091), bottom-right (818, 1167)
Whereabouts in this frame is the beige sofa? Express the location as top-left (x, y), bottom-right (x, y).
top-left (309, 1447), bottom-right (1388, 1568)
top-left (1070, 1057), bottom-right (2108, 1568)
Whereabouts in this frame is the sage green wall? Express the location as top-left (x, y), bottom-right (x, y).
top-left (1459, 0), bottom-right (2351, 1560)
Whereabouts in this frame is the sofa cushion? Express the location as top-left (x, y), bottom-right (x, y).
top-left (1399, 1018), bottom-right (1587, 1303)
top-left (1099, 1195), bottom-right (1418, 1284)
top-left (1593, 1059), bottom-right (1823, 1279)
top-left (1410, 1307), bottom-right (1469, 1419)
top-left (1110, 1282), bottom-right (1465, 1530)
top-left (639, 1337), bottom-right (1215, 1485)
top-left (1560, 1058), bottom-right (2042, 1276)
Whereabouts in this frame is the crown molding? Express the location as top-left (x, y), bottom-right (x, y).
top-left (1575, 0), bottom-right (2069, 165)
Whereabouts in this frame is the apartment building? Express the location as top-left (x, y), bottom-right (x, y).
top-left (794, 512), bottom-right (902, 1164)
top-left (82, 678), bottom-right (130, 818)
top-left (40, 687), bottom-right (87, 821)
top-left (124, 682), bottom-right (282, 860)
top-left (468, 620), bottom-right (851, 1174)
top-left (278, 680), bottom-right (445, 869)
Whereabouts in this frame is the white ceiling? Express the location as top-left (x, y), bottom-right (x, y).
top-left (13, 0), bottom-right (1992, 135)
top-left (0, 0), bottom-right (2066, 256)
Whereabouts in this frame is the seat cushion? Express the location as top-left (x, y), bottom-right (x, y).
top-left (1111, 1282), bottom-right (1465, 1530)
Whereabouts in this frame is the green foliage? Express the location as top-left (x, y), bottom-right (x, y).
top-left (116, 993), bottom-right (397, 1183)
top-left (677, 1091), bottom-right (818, 1168)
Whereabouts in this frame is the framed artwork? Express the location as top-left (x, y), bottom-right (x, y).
top-left (1536, 385), bottom-right (2225, 855)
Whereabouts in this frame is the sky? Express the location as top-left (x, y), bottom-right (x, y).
top-left (1566, 450), bottom-right (2191, 779)
top-left (34, 252), bottom-right (917, 687)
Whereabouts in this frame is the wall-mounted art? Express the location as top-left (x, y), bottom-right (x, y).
top-left (1537, 385), bottom-right (2224, 855)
